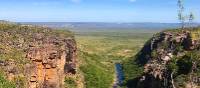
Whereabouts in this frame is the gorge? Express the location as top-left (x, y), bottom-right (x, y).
top-left (1, 21), bottom-right (200, 88)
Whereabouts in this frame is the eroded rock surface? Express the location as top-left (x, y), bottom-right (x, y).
top-left (133, 28), bottom-right (200, 88)
top-left (0, 23), bottom-right (77, 88)
top-left (26, 39), bottom-right (76, 88)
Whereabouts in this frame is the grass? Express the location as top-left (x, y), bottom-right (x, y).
top-left (74, 30), bottom-right (157, 88)
top-left (190, 27), bottom-right (200, 40)
top-left (65, 77), bottom-right (77, 88)
top-left (78, 51), bottom-right (115, 88)
top-left (0, 72), bottom-right (16, 88)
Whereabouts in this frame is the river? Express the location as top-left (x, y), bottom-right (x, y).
top-left (113, 63), bottom-right (125, 88)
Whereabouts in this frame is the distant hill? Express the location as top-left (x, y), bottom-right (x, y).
top-left (19, 22), bottom-right (200, 32)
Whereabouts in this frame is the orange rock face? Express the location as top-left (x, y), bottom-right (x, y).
top-left (0, 23), bottom-right (77, 88)
top-left (26, 38), bottom-right (77, 88)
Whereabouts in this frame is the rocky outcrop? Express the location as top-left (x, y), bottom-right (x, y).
top-left (26, 39), bottom-right (76, 88)
top-left (133, 28), bottom-right (200, 88)
top-left (0, 23), bottom-right (77, 88)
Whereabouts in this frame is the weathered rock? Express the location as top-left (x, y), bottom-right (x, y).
top-left (0, 23), bottom-right (77, 88)
top-left (26, 38), bottom-right (77, 88)
top-left (30, 76), bottom-right (37, 82)
top-left (134, 28), bottom-right (200, 88)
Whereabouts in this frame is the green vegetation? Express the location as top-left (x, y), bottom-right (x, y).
top-left (79, 52), bottom-right (114, 88)
top-left (75, 30), bottom-right (156, 88)
top-left (120, 27), bottom-right (200, 88)
top-left (65, 77), bottom-right (77, 88)
top-left (154, 27), bottom-right (200, 88)
top-left (190, 27), bottom-right (200, 40)
top-left (166, 51), bottom-right (199, 87)
top-left (122, 58), bottom-right (143, 87)
top-left (0, 23), bottom-right (73, 60)
top-left (0, 73), bottom-right (15, 88)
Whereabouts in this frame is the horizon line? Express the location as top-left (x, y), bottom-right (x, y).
top-left (18, 22), bottom-right (200, 24)
top-left (1, 20), bottom-right (199, 24)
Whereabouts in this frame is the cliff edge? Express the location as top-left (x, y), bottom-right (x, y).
top-left (131, 27), bottom-right (200, 88)
top-left (0, 22), bottom-right (77, 88)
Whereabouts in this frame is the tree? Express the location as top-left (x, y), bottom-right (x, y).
top-left (177, 0), bottom-right (195, 29)
top-left (167, 58), bottom-right (178, 88)
top-left (189, 12), bottom-right (195, 27)
top-left (178, 0), bottom-right (185, 29)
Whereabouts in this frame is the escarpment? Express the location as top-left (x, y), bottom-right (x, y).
top-left (0, 22), bottom-right (77, 88)
top-left (26, 37), bottom-right (77, 88)
top-left (133, 27), bottom-right (200, 88)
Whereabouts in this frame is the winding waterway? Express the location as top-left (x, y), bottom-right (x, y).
top-left (113, 63), bottom-right (125, 88)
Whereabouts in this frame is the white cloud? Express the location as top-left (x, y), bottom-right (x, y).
top-left (70, 0), bottom-right (81, 3)
top-left (129, 0), bottom-right (136, 2)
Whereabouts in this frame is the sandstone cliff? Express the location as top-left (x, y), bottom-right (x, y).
top-left (0, 22), bottom-right (77, 88)
top-left (132, 27), bottom-right (200, 88)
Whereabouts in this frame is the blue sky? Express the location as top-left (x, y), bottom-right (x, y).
top-left (0, 0), bottom-right (199, 22)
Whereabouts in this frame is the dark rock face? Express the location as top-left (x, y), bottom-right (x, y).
top-left (0, 23), bottom-right (77, 88)
top-left (133, 28), bottom-right (200, 88)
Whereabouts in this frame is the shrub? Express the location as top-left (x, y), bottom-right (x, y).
top-left (65, 77), bottom-right (77, 88)
top-left (0, 73), bottom-right (15, 88)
